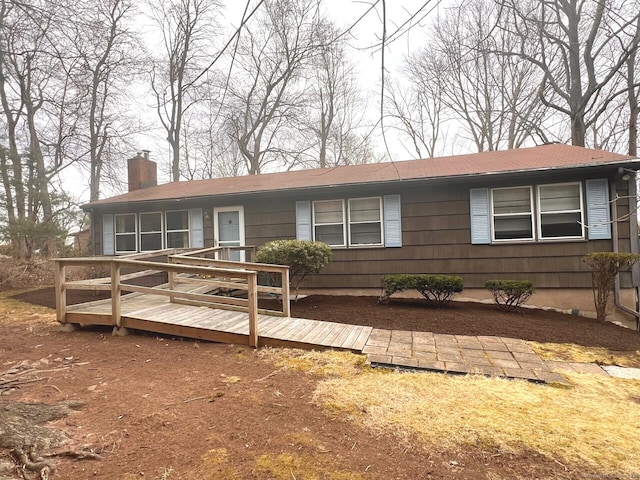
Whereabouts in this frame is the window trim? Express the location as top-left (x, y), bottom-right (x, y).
top-left (490, 186), bottom-right (535, 243)
top-left (536, 182), bottom-right (585, 241)
top-left (312, 199), bottom-right (347, 247)
top-left (139, 211), bottom-right (164, 252)
top-left (165, 209), bottom-right (190, 249)
top-left (347, 196), bottom-right (384, 247)
top-left (114, 213), bottom-right (137, 254)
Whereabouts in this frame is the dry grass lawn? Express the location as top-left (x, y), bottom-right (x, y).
top-left (531, 341), bottom-right (640, 367)
top-left (269, 349), bottom-right (640, 476)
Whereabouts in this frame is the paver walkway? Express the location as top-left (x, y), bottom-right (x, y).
top-left (363, 329), bottom-right (568, 384)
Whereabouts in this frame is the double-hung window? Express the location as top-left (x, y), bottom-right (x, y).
top-left (139, 212), bottom-right (163, 251)
top-left (165, 210), bottom-right (190, 248)
top-left (299, 195), bottom-right (401, 248)
top-left (313, 200), bottom-right (346, 247)
top-left (348, 197), bottom-right (383, 246)
top-left (537, 183), bottom-right (584, 239)
top-left (491, 187), bottom-right (534, 241)
top-left (486, 182), bottom-right (586, 242)
top-left (115, 214), bottom-right (137, 253)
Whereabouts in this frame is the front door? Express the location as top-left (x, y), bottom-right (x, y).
top-left (214, 206), bottom-right (245, 261)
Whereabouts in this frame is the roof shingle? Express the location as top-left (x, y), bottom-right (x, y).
top-left (87, 144), bottom-right (637, 208)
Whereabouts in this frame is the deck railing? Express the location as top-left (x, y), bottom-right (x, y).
top-left (54, 249), bottom-right (290, 347)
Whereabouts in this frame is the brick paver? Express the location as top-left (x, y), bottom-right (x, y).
top-left (363, 329), bottom-right (572, 384)
top-left (360, 329), bottom-right (640, 385)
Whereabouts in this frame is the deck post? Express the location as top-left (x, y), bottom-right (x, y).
top-left (54, 261), bottom-right (67, 324)
top-left (281, 267), bottom-right (291, 317)
top-left (247, 271), bottom-right (259, 347)
top-left (111, 261), bottom-right (122, 327)
top-left (168, 256), bottom-right (176, 303)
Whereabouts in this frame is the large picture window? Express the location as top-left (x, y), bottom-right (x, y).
top-left (348, 197), bottom-right (383, 246)
top-left (313, 200), bottom-right (346, 246)
top-left (491, 187), bottom-right (534, 241)
top-left (165, 210), bottom-right (190, 248)
top-left (115, 214), bottom-right (137, 253)
top-left (139, 212), bottom-right (163, 251)
top-left (537, 183), bottom-right (584, 239)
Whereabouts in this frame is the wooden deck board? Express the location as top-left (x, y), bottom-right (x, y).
top-left (273, 318), bottom-right (314, 341)
top-left (62, 290), bottom-right (372, 353)
top-left (258, 316), bottom-right (294, 337)
top-left (340, 325), bottom-right (365, 350)
top-left (299, 322), bottom-right (340, 345)
top-left (328, 325), bottom-right (358, 349)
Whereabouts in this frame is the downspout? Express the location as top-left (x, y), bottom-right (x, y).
top-left (611, 174), bottom-right (640, 330)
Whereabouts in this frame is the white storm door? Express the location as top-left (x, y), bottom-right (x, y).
top-left (214, 206), bottom-right (245, 261)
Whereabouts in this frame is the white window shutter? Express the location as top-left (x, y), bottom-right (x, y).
top-left (470, 188), bottom-right (491, 244)
top-left (296, 201), bottom-right (312, 240)
top-left (383, 194), bottom-right (402, 247)
top-left (586, 179), bottom-right (611, 240)
top-left (189, 208), bottom-right (204, 248)
top-left (102, 214), bottom-right (114, 255)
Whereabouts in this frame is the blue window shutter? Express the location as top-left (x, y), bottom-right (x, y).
top-left (296, 201), bottom-right (312, 240)
top-left (102, 214), bottom-right (114, 255)
top-left (189, 208), bottom-right (204, 248)
top-left (586, 179), bottom-right (611, 240)
top-left (383, 195), bottom-right (402, 247)
top-left (470, 188), bottom-right (491, 244)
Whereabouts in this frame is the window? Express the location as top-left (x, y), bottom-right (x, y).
top-left (313, 200), bottom-right (345, 246)
top-left (537, 183), bottom-right (584, 239)
top-left (478, 182), bottom-right (588, 244)
top-left (115, 214), bottom-right (136, 253)
top-left (139, 212), bottom-right (163, 251)
top-left (348, 197), bottom-right (383, 246)
top-left (491, 187), bottom-right (534, 241)
top-left (166, 210), bottom-right (189, 248)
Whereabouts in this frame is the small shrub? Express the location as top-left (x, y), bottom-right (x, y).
top-left (583, 252), bottom-right (640, 321)
top-left (379, 274), bottom-right (463, 305)
top-left (379, 274), bottom-right (417, 301)
top-left (485, 280), bottom-right (535, 310)
top-left (255, 240), bottom-right (332, 299)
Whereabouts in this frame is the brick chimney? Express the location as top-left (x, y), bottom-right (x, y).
top-left (128, 151), bottom-right (157, 192)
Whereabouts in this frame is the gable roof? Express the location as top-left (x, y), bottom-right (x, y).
top-left (86, 144), bottom-right (638, 208)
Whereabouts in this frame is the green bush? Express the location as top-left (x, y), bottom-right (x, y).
top-left (255, 240), bottom-right (332, 299)
top-left (380, 274), bottom-right (463, 305)
top-left (485, 280), bottom-right (535, 310)
top-left (583, 252), bottom-right (640, 321)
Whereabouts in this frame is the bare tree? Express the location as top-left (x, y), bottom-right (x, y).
top-left (500, 0), bottom-right (640, 147)
top-left (0, 0), bottom-right (58, 257)
top-left (302, 23), bottom-right (372, 168)
top-left (388, 0), bottom-right (551, 156)
top-left (70, 0), bottom-right (142, 201)
top-left (227, 0), bottom-right (323, 175)
top-left (626, 16), bottom-right (640, 156)
top-left (385, 66), bottom-right (444, 159)
top-left (149, 0), bottom-right (220, 181)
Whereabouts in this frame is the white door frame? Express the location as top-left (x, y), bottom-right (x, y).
top-left (213, 206), bottom-right (245, 261)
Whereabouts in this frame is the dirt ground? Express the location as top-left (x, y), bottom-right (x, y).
top-left (2, 289), bottom-right (638, 479)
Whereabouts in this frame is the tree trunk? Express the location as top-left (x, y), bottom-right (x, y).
top-left (571, 113), bottom-right (586, 147)
top-left (628, 52), bottom-right (638, 157)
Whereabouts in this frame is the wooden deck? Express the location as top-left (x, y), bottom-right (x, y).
top-left (55, 250), bottom-right (372, 352)
top-left (66, 290), bottom-right (372, 352)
